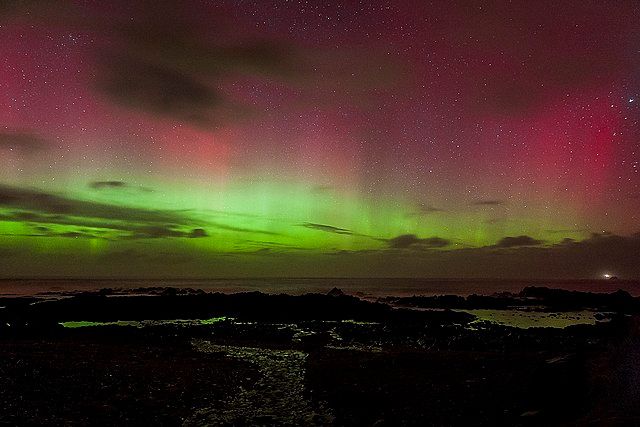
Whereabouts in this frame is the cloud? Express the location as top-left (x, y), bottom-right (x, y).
top-left (387, 234), bottom-right (450, 249)
top-left (96, 55), bottom-right (236, 127)
top-left (189, 228), bottom-right (208, 238)
top-left (1, 1), bottom-right (306, 128)
top-left (209, 222), bottom-right (282, 237)
top-left (0, 210), bottom-right (130, 231)
top-left (2, 1), bottom-right (399, 131)
top-left (4, 216), bottom-right (209, 241)
top-left (0, 184), bottom-right (188, 225)
top-left (246, 247), bottom-right (274, 255)
top-left (418, 205), bottom-right (445, 213)
top-left (6, 216), bottom-right (208, 241)
top-left (494, 235), bottom-right (544, 248)
top-left (124, 226), bottom-right (208, 240)
top-left (2, 224), bottom-right (104, 240)
top-left (407, 204), bottom-right (446, 217)
top-left (387, 234), bottom-right (421, 248)
top-left (0, 185), bottom-right (288, 240)
top-left (90, 3), bottom-right (306, 127)
top-left (319, 231), bottom-right (640, 279)
top-left (0, 131), bottom-right (49, 153)
top-left (89, 181), bottom-right (127, 190)
top-left (554, 232), bottom-right (635, 249)
top-left (302, 223), bottom-right (353, 235)
top-left (0, 184), bottom-right (209, 240)
top-left (88, 180), bottom-right (154, 193)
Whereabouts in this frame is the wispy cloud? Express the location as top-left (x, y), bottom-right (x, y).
top-left (406, 203), bottom-right (447, 217)
top-left (0, 184), bottom-right (205, 240)
top-left (494, 235), bottom-right (543, 248)
top-left (301, 222), bottom-right (353, 235)
top-left (89, 181), bottom-right (127, 190)
top-left (88, 180), bottom-right (155, 192)
top-left (0, 184), bottom-right (288, 240)
top-left (0, 131), bottom-right (49, 153)
top-left (0, 184), bottom-right (190, 224)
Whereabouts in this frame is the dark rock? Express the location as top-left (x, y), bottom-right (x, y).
top-left (327, 287), bottom-right (345, 297)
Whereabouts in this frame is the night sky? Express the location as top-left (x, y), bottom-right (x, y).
top-left (1, 1), bottom-right (639, 278)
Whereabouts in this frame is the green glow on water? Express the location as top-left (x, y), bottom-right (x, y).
top-left (60, 321), bottom-right (140, 328)
top-left (462, 309), bottom-right (598, 329)
top-left (59, 317), bottom-right (230, 328)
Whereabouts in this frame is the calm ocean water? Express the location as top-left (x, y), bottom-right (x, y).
top-left (0, 278), bottom-right (638, 298)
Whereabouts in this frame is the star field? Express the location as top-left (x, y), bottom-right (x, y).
top-left (0, 1), bottom-right (639, 278)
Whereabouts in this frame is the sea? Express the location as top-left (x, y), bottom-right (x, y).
top-left (0, 277), bottom-right (638, 298)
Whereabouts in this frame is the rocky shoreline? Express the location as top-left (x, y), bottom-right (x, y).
top-left (1, 287), bottom-right (639, 425)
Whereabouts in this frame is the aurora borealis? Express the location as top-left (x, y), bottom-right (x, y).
top-left (1, 1), bottom-right (639, 278)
